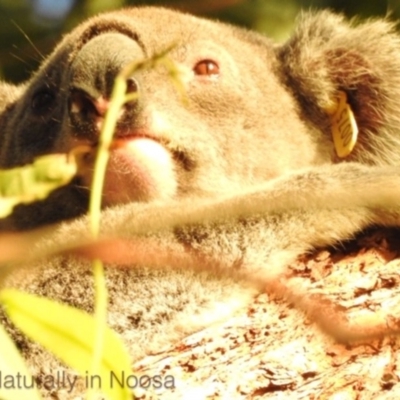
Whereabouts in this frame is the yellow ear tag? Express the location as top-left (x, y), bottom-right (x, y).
top-left (326, 91), bottom-right (359, 158)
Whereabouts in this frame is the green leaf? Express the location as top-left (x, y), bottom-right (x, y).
top-left (0, 289), bottom-right (133, 400)
top-left (0, 322), bottom-right (42, 400)
top-left (0, 151), bottom-right (83, 218)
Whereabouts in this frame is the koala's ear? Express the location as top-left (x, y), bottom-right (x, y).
top-left (277, 11), bottom-right (400, 153)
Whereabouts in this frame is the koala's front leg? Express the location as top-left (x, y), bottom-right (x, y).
top-left (235, 207), bottom-right (400, 343)
top-left (178, 204), bottom-right (400, 344)
top-left (92, 163), bottom-right (400, 242)
top-left (213, 162), bottom-right (400, 227)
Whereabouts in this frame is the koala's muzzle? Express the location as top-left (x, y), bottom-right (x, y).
top-left (68, 32), bottom-right (178, 206)
top-left (68, 32), bottom-right (143, 141)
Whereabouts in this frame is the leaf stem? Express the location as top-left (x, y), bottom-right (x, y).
top-left (87, 71), bottom-right (127, 400)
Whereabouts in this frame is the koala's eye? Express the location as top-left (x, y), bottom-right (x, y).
top-left (31, 89), bottom-right (55, 115)
top-left (193, 60), bottom-right (220, 77)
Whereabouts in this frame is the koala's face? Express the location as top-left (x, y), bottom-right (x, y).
top-left (0, 7), bottom-right (332, 217)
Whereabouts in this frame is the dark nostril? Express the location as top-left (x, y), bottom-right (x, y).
top-left (70, 90), bottom-right (95, 116)
top-left (69, 89), bottom-right (104, 118)
top-left (126, 77), bottom-right (139, 95)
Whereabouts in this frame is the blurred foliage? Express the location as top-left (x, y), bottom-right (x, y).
top-left (0, 0), bottom-right (400, 82)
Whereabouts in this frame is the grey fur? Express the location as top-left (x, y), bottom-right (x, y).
top-left (1, 6), bottom-right (400, 399)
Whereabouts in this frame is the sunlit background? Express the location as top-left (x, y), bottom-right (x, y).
top-left (1, 0), bottom-right (399, 82)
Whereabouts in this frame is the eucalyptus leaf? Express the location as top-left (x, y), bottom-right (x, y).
top-left (0, 150), bottom-right (89, 218)
top-left (0, 322), bottom-right (42, 400)
top-left (0, 289), bottom-right (133, 400)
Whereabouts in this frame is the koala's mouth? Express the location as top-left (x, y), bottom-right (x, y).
top-left (74, 132), bottom-right (177, 206)
top-left (68, 85), bottom-right (180, 203)
top-left (107, 131), bottom-right (165, 149)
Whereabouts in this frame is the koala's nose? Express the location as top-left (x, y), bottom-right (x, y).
top-left (68, 31), bottom-right (144, 138)
top-left (68, 75), bottom-right (140, 138)
top-left (70, 31), bottom-right (144, 96)
top-left (69, 76), bottom-right (139, 118)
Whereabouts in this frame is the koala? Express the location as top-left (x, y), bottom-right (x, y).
top-left (2, 5), bottom-right (400, 399)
